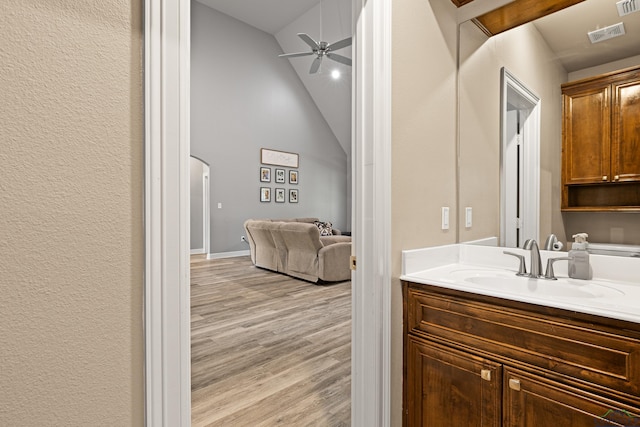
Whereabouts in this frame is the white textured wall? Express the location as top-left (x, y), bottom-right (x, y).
top-left (391, 0), bottom-right (458, 424)
top-left (0, 1), bottom-right (144, 425)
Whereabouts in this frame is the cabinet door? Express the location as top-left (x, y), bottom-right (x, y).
top-left (562, 85), bottom-right (611, 184)
top-left (504, 367), bottom-right (640, 427)
top-left (405, 337), bottom-right (502, 427)
top-left (612, 77), bottom-right (640, 182)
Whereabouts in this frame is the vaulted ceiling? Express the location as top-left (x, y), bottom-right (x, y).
top-left (195, 0), bottom-right (352, 156)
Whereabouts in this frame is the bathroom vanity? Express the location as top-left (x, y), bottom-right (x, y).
top-left (401, 244), bottom-right (640, 426)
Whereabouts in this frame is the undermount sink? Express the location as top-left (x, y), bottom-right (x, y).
top-left (442, 269), bottom-right (625, 299)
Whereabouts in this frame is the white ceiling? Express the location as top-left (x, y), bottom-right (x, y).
top-left (534, 0), bottom-right (640, 72)
top-left (195, 0), bottom-right (353, 155)
top-left (196, 0), bottom-right (321, 35)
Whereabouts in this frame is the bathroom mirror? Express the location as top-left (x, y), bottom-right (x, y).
top-left (457, 0), bottom-right (640, 248)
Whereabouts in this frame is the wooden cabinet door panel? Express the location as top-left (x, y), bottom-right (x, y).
top-left (406, 337), bottom-right (502, 427)
top-left (612, 79), bottom-right (640, 182)
top-left (563, 85), bottom-right (611, 184)
top-left (504, 368), bottom-right (640, 427)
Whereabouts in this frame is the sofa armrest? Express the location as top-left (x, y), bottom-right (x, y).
top-left (317, 242), bottom-right (352, 282)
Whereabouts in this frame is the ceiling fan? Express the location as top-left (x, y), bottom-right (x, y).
top-left (279, 33), bottom-right (352, 74)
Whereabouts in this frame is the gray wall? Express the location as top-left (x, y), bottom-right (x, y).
top-left (191, 1), bottom-right (348, 254)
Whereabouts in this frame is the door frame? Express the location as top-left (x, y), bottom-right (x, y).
top-left (500, 68), bottom-right (540, 246)
top-left (144, 0), bottom-right (392, 425)
top-left (190, 156), bottom-right (210, 255)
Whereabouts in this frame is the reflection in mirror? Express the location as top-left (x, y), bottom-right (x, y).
top-left (500, 68), bottom-right (540, 248)
top-left (458, 0), bottom-right (640, 249)
top-left (458, 17), bottom-right (565, 248)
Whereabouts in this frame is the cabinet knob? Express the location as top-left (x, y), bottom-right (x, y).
top-left (614, 175), bottom-right (620, 181)
top-left (481, 369), bottom-right (491, 381)
top-left (509, 378), bottom-right (521, 391)
top-left (602, 176), bottom-right (608, 181)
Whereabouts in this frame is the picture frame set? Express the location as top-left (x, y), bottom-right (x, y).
top-left (259, 149), bottom-right (299, 203)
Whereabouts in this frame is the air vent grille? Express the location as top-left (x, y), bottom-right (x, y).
top-left (617, 0), bottom-right (639, 16)
top-left (588, 22), bottom-right (626, 44)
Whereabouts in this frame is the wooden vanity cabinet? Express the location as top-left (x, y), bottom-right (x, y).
top-left (561, 65), bottom-right (640, 211)
top-left (402, 281), bottom-right (640, 427)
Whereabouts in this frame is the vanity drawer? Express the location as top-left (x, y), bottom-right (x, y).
top-left (405, 283), bottom-right (640, 406)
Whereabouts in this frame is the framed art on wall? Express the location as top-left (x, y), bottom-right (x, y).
top-left (260, 167), bottom-right (271, 182)
top-left (275, 168), bottom-right (285, 183)
top-left (275, 188), bottom-right (285, 203)
top-left (289, 189), bottom-right (298, 203)
top-left (261, 148), bottom-right (299, 168)
top-left (260, 187), bottom-right (271, 202)
top-left (289, 170), bottom-right (298, 184)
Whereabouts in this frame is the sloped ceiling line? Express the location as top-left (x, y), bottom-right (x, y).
top-left (195, 0), bottom-right (353, 156)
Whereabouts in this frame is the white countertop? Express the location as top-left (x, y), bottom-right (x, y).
top-left (401, 242), bottom-right (640, 324)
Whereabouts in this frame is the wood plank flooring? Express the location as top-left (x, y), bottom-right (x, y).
top-left (191, 255), bottom-right (351, 426)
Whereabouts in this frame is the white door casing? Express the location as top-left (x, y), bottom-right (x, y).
top-left (500, 68), bottom-right (541, 248)
top-left (144, 0), bottom-right (392, 425)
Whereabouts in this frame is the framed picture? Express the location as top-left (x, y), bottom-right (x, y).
top-left (261, 148), bottom-right (299, 168)
top-left (275, 188), bottom-right (286, 203)
top-left (260, 187), bottom-right (271, 202)
top-left (289, 189), bottom-right (298, 203)
top-left (260, 167), bottom-right (271, 182)
top-left (289, 170), bottom-right (298, 185)
top-left (275, 168), bottom-right (285, 183)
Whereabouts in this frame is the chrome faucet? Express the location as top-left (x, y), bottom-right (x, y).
top-left (544, 234), bottom-right (558, 250)
top-left (544, 257), bottom-right (572, 280)
top-left (523, 239), bottom-right (543, 278)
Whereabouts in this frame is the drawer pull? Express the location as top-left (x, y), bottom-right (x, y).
top-left (481, 369), bottom-right (491, 381)
top-left (509, 378), bottom-right (521, 391)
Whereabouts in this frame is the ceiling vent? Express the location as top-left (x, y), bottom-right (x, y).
top-left (588, 22), bottom-right (626, 44)
top-left (617, 0), bottom-right (639, 16)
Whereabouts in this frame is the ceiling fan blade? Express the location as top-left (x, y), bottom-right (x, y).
top-left (298, 33), bottom-right (319, 50)
top-left (279, 51), bottom-right (314, 58)
top-left (328, 36), bottom-right (352, 51)
top-left (326, 53), bottom-right (352, 66)
top-left (309, 57), bottom-right (322, 74)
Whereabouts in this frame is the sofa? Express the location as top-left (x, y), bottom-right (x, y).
top-left (243, 218), bottom-right (352, 283)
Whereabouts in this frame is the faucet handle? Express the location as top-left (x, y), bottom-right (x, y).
top-left (543, 257), bottom-right (572, 280)
top-left (503, 251), bottom-right (527, 276)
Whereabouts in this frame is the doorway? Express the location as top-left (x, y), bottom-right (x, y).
top-left (190, 156), bottom-right (210, 255)
top-left (500, 68), bottom-right (541, 247)
top-left (144, 0), bottom-right (392, 424)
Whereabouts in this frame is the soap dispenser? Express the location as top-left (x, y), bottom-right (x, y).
top-left (568, 233), bottom-right (592, 280)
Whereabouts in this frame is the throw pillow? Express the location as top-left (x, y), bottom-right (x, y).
top-left (314, 221), bottom-right (333, 236)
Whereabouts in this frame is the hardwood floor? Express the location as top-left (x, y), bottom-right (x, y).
top-left (191, 255), bottom-right (351, 426)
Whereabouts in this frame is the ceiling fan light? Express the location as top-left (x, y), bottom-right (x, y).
top-left (331, 69), bottom-right (341, 79)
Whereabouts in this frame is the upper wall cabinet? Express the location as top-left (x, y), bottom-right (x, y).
top-left (561, 65), bottom-right (640, 211)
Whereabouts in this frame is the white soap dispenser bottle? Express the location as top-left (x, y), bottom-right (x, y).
top-left (568, 233), bottom-right (592, 280)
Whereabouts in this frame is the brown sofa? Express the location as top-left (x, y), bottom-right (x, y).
top-left (243, 218), bottom-right (351, 283)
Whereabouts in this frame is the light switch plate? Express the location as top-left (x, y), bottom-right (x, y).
top-left (465, 207), bottom-right (472, 228)
top-left (442, 207), bottom-right (450, 230)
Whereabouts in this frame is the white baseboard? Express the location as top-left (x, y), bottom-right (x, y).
top-left (191, 248), bottom-right (205, 254)
top-left (206, 250), bottom-right (250, 260)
